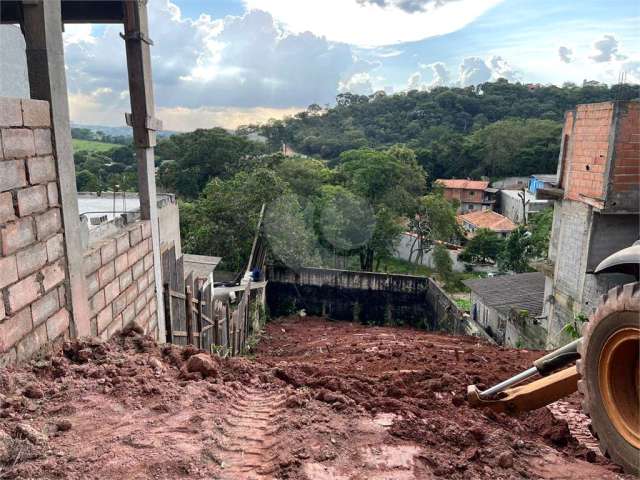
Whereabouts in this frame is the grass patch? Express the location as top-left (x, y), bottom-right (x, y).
top-left (455, 298), bottom-right (471, 312)
top-left (374, 257), bottom-right (434, 277)
top-left (72, 138), bottom-right (119, 153)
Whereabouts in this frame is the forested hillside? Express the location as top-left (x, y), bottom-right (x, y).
top-left (255, 81), bottom-right (638, 180)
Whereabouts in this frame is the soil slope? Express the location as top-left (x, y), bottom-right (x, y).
top-left (0, 317), bottom-right (632, 479)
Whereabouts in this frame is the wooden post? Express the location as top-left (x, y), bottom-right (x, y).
top-left (122, 0), bottom-right (166, 342)
top-left (225, 303), bottom-right (231, 352)
top-left (196, 287), bottom-right (203, 349)
top-left (21, 0), bottom-right (91, 337)
top-left (213, 302), bottom-right (219, 347)
top-left (185, 286), bottom-right (193, 346)
top-left (163, 282), bottom-right (172, 344)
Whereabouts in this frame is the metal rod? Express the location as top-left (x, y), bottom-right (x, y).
top-left (479, 366), bottom-right (538, 399)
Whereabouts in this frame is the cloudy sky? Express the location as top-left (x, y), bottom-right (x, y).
top-left (62, 0), bottom-right (639, 131)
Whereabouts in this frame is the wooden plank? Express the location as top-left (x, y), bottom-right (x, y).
top-left (169, 290), bottom-right (186, 300)
top-left (196, 288), bottom-right (203, 350)
top-left (172, 331), bottom-right (200, 337)
top-left (185, 286), bottom-right (193, 346)
top-left (163, 282), bottom-right (173, 343)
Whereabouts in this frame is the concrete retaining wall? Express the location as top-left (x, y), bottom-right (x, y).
top-left (267, 266), bottom-right (491, 340)
top-left (0, 97), bottom-right (70, 365)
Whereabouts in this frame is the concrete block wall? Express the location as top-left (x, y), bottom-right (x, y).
top-left (83, 220), bottom-right (158, 340)
top-left (0, 97), bottom-right (70, 365)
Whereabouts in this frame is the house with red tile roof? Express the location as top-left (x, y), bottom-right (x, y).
top-left (458, 210), bottom-right (516, 238)
top-left (435, 179), bottom-right (496, 214)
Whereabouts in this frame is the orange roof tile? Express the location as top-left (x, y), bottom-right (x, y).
top-left (458, 210), bottom-right (517, 232)
top-left (436, 179), bottom-right (489, 190)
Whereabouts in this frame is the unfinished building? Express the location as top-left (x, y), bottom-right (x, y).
top-left (0, 0), bottom-right (165, 365)
top-left (538, 100), bottom-right (639, 348)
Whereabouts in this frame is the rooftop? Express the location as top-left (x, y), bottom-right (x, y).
top-left (78, 192), bottom-right (174, 230)
top-left (464, 272), bottom-right (545, 317)
top-left (458, 210), bottom-right (517, 233)
top-left (436, 179), bottom-right (489, 190)
top-left (184, 254), bottom-right (222, 281)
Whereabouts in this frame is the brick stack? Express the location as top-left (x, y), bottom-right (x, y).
top-left (84, 220), bottom-right (158, 339)
top-left (0, 97), bottom-right (70, 365)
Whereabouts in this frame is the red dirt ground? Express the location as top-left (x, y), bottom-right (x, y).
top-left (0, 316), bottom-right (633, 479)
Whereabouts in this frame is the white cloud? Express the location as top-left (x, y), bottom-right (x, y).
top-left (488, 55), bottom-right (520, 81)
top-left (63, 0), bottom-right (369, 130)
top-left (558, 46), bottom-right (573, 64)
top-left (339, 72), bottom-right (374, 95)
top-left (458, 57), bottom-right (492, 86)
top-left (62, 24), bottom-right (95, 46)
top-left (407, 71), bottom-right (424, 90)
top-left (589, 34), bottom-right (626, 62)
top-left (243, 0), bottom-right (503, 47)
top-left (423, 61), bottom-right (451, 87)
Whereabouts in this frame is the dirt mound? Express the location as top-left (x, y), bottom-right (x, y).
top-left (0, 316), bottom-right (632, 479)
top-left (257, 316), bottom-right (632, 479)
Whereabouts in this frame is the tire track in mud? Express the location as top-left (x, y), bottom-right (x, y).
top-left (548, 401), bottom-right (601, 454)
top-left (216, 388), bottom-right (286, 480)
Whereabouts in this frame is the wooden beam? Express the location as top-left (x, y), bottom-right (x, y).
top-left (122, 0), bottom-right (166, 342)
top-left (21, 0), bottom-right (91, 337)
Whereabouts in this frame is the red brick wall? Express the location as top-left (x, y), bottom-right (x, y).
top-left (0, 97), bottom-right (70, 365)
top-left (563, 102), bottom-right (614, 202)
top-left (83, 221), bottom-right (158, 340)
top-left (612, 102), bottom-right (640, 193)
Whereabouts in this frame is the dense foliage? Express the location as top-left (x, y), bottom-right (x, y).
top-left (179, 147), bottom-right (457, 273)
top-left (255, 81), bottom-right (637, 181)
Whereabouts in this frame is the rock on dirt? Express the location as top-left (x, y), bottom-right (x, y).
top-left (22, 384), bottom-right (44, 399)
top-left (55, 419), bottom-right (72, 432)
top-left (15, 423), bottom-right (47, 445)
top-left (0, 429), bottom-right (11, 462)
top-left (184, 353), bottom-right (218, 377)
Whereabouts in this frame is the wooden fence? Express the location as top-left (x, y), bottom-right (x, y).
top-left (163, 278), bottom-right (266, 356)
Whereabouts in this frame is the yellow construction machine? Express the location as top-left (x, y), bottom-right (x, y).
top-left (468, 242), bottom-right (640, 475)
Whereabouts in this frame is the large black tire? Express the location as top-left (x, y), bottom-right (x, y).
top-left (577, 282), bottom-right (640, 475)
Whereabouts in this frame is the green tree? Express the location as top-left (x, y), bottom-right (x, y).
top-left (76, 170), bottom-right (100, 192)
top-left (498, 226), bottom-right (535, 273)
top-left (337, 147), bottom-right (426, 270)
top-left (433, 244), bottom-right (453, 278)
top-left (408, 191), bottom-right (459, 263)
top-left (459, 228), bottom-right (505, 264)
top-left (263, 195), bottom-right (321, 270)
top-left (180, 168), bottom-right (289, 272)
top-left (528, 207), bottom-right (553, 258)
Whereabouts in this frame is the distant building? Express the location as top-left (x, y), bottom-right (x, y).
top-left (497, 174), bottom-right (556, 224)
top-left (436, 179), bottom-right (496, 213)
top-left (528, 174), bottom-right (557, 194)
top-left (464, 272), bottom-right (546, 348)
top-left (458, 210), bottom-right (516, 238)
top-left (536, 100), bottom-right (639, 348)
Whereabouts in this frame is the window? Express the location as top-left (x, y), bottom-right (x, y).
top-left (469, 191), bottom-right (475, 196)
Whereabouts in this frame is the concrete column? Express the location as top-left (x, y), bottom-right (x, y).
top-left (122, 0), bottom-right (166, 341)
top-left (21, 0), bottom-right (91, 337)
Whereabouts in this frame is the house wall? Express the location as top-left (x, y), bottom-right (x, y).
top-left (609, 101), bottom-right (640, 211)
top-left (394, 233), bottom-right (499, 274)
top-left (470, 293), bottom-right (546, 349)
top-left (83, 221), bottom-right (158, 340)
top-left (562, 102), bottom-right (614, 203)
top-left (0, 97), bottom-right (70, 365)
top-left (543, 101), bottom-right (639, 348)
